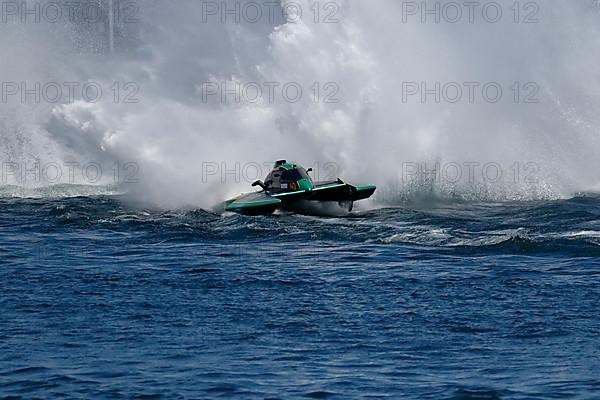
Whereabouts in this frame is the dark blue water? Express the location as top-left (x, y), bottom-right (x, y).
top-left (1, 195), bottom-right (599, 399)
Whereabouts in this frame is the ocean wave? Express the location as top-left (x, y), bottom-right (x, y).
top-left (0, 184), bottom-right (125, 199)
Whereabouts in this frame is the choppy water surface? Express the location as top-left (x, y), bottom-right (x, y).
top-left (1, 195), bottom-right (599, 399)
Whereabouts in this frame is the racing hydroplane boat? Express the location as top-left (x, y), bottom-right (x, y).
top-left (223, 160), bottom-right (376, 215)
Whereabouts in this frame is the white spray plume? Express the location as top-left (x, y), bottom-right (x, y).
top-left (1, 0), bottom-right (600, 206)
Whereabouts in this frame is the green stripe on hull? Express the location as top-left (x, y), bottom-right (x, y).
top-left (225, 199), bottom-right (281, 211)
top-left (272, 190), bottom-right (307, 198)
top-left (355, 185), bottom-right (377, 192)
top-left (225, 192), bottom-right (282, 213)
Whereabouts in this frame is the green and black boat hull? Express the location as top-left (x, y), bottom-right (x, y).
top-left (224, 182), bottom-right (376, 215)
top-left (222, 160), bottom-right (376, 215)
